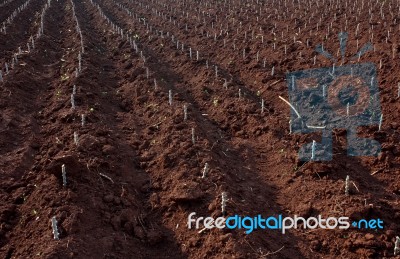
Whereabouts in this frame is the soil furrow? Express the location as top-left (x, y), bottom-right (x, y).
top-left (0, 0), bottom-right (26, 22)
top-left (0, 0), bottom-right (47, 62)
top-left (87, 0), bottom-right (313, 257)
top-left (0, 0), bottom-right (71, 256)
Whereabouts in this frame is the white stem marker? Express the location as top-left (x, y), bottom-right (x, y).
top-left (221, 192), bottom-right (227, 215)
top-left (202, 163), bottom-right (208, 178)
top-left (345, 175), bottom-right (350, 195)
top-left (62, 164), bottom-right (67, 187)
top-left (395, 236), bottom-right (400, 255)
top-left (311, 140), bottom-right (316, 160)
top-left (51, 216), bottom-right (60, 240)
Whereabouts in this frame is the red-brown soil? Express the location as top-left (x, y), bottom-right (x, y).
top-left (0, 0), bottom-right (399, 258)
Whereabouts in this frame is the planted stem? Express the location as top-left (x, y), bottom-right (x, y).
top-left (71, 94), bottom-right (75, 110)
top-left (202, 163), bottom-right (208, 178)
top-left (221, 192), bottom-right (227, 216)
top-left (51, 216), bottom-right (60, 240)
top-left (62, 164), bottom-right (67, 187)
top-left (291, 75), bottom-right (295, 90)
top-left (395, 236), bottom-right (400, 256)
top-left (398, 83), bottom-right (400, 98)
top-left (74, 131), bottom-right (79, 145)
top-left (311, 140), bottom-right (316, 160)
top-left (345, 175), bottom-right (350, 195)
top-left (261, 99), bottom-right (264, 114)
top-left (183, 104), bottom-right (187, 121)
top-left (78, 52), bottom-right (82, 72)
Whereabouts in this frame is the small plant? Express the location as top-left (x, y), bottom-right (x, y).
top-left (213, 98), bottom-right (218, 106)
top-left (62, 164), bottom-right (67, 187)
top-left (168, 90), bottom-right (172, 105)
top-left (51, 216), bottom-right (60, 240)
top-left (191, 127), bottom-right (195, 144)
top-left (61, 74), bottom-right (69, 81)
